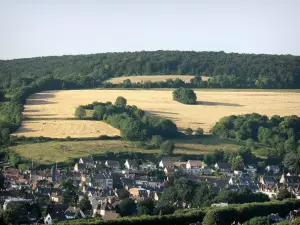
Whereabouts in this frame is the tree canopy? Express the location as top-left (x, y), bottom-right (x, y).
top-left (173, 87), bottom-right (197, 104)
top-left (1, 51), bottom-right (300, 89)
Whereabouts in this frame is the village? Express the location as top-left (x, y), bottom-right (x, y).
top-left (1, 155), bottom-right (300, 224)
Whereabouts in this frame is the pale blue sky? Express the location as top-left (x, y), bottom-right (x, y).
top-left (0, 0), bottom-right (299, 59)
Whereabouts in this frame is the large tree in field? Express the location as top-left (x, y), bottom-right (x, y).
top-left (115, 96), bottom-right (127, 107)
top-left (283, 150), bottom-right (300, 174)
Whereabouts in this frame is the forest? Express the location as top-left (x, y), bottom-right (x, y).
top-left (1, 50), bottom-right (300, 89)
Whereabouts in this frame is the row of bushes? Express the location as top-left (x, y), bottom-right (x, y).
top-left (58, 200), bottom-right (300, 225)
top-left (59, 209), bottom-right (207, 225)
top-left (203, 199), bottom-right (300, 225)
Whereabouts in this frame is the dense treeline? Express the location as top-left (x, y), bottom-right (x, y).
top-left (78, 97), bottom-right (179, 141)
top-left (57, 200), bottom-right (300, 225)
top-left (1, 51), bottom-right (300, 89)
top-left (212, 113), bottom-right (300, 161)
top-left (12, 75), bottom-right (83, 104)
top-left (172, 87), bottom-right (197, 104)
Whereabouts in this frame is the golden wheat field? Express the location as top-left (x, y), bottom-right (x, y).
top-left (13, 89), bottom-right (300, 138)
top-left (106, 75), bottom-right (210, 84)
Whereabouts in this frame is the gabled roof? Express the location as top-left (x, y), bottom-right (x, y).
top-left (283, 175), bottom-right (300, 184)
top-left (125, 160), bottom-right (139, 166)
top-left (215, 162), bottom-right (231, 170)
top-left (261, 176), bottom-right (277, 185)
top-left (187, 160), bottom-right (204, 167)
top-left (105, 160), bottom-right (120, 167)
top-left (80, 157), bottom-right (94, 164)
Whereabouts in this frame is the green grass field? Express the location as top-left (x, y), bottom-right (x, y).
top-left (11, 135), bottom-right (239, 165)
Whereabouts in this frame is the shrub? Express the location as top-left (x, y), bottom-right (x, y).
top-left (195, 127), bottom-right (204, 136)
top-left (115, 96), bottom-right (127, 107)
top-left (160, 140), bottom-right (175, 156)
top-left (75, 106), bottom-right (86, 119)
top-left (150, 135), bottom-right (163, 148)
top-left (185, 128), bottom-right (193, 135)
top-left (172, 87), bottom-right (197, 105)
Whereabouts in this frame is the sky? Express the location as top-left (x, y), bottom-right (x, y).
top-left (0, 0), bottom-right (299, 59)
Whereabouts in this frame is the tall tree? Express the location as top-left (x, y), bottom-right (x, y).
top-left (283, 150), bottom-right (300, 174)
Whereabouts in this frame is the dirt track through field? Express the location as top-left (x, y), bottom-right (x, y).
top-left (13, 89), bottom-right (300, 138)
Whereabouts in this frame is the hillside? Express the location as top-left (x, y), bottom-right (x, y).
top-left (12, 89), bottom-right (300, 138)
top-left (1, 51), bottom-right (300, 89)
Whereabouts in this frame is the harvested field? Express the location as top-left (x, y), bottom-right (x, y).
top-left (13, 120), bottom-right (120, 138)
top-left (13, 89), bottom-right (300, 138)
top-left (106, 75), bottom-right (210, 84)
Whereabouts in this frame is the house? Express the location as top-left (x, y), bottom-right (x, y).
top-left (279, 174), bottom-right (300, 187)
top-left (44, 211), bottom-right (66, 224)
top-left (74, 163), bottom-right (87, 173)
top-left (159, 158), bottom-right (176, 168)
top-left (186, 160), bottom-right (205, 170)
top-left (79, 156), bottom-right (95, 167)
top-left (83, 174), bottom-right (113, 189)
top-left (164, 167), bottom-right (174, 176)
top-left (124, 160), bottom-right (139, 170)
top-left (64, 206), bottom-right (86, 220)
top-left (265, 165), bottom-right (280, 174)
top-left (214, 162), bottom-right (231, 172)
top-left (105, 160), bottom-right (120, 170)
top-left (129, 187), bottom-right (149, 198)
top-left (139, 163), bottom-right (157, 170)
top-left (3, 167), bottom-right (20, 179)
top-left (51, 192), bottom-right (64, 203)
top-left (201, 166), bottom-right (214, 175)
top-left (98, 198), bottom-right (120, 220)
top-left (260, 176), bottom-right (278, 186)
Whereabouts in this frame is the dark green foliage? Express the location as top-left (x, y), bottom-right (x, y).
top-left (115, 96), bottom-right (127, 108)
top-left (160, 140), bottom-right (175, 155)
top-left (2, 51), bottom-right (300, 90)
top-left (0, 90), bottom-right (4, 102)
top-left (243, 216), bottom-right (270, 225)
top-left (173, 87), bottom-right (197, 104)
top-left (283, 151), bottom-right (300, 174)
top-left (213, 188), bottom-right (269, 204)
top-left (150, 135), bottom-right (163, 148)
top-left (93, 105), bottom-right (107, 120)
top-left (203, 200), bottom-right (300, 225)
top-left (79, 195), bottom-right (92, 211)
top-left (118, 198), bottom-right (137, 217)
top-left (212, 113), bottom-right (300, 160)
top-left (57, 200), bottom-right (300, 225)
top-left (62, 180), bottom-right (79, 205)
top-left (195, 127), bottom-right (204, 136)
top-left (80, 99), bottom-right (179, 141)
top-left (185, 128), bottom-right (193, 135)
top-left (75, 107), bottom-right (86, 119)
top-left (231, 156), bottom-right (244, 170)
top-left (137, 199), bottom-right (155, 216)
top-left (117, 189), bottom-right (130, 200)
top-left (277, 188), bottom-right (296, 200)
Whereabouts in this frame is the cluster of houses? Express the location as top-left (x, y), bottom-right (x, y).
top-left (0, 156), bottom-right (298, 224)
